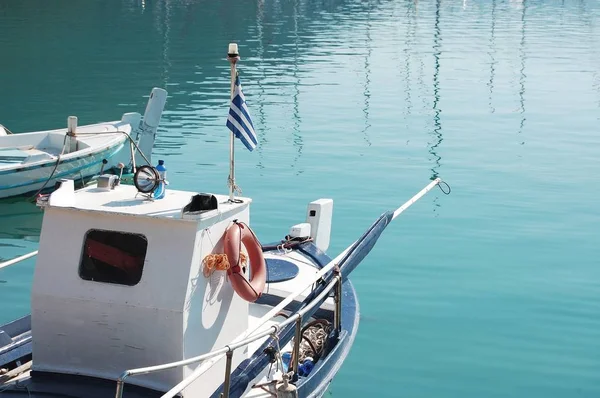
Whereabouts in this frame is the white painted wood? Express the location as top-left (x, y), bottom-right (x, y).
top-left (47, 180), bottom-right (75, 207)
top-left (31, 182), bottom-right (252, 394)
top-left (2, 250), bottom-right (326, 397)
top-left (67, 184), bottom-right (250, 222)
top-left (181, 208), bottom-right (250, 397)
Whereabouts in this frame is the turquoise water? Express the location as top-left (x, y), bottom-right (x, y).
top-left (2, 0), bottom-right (600, 396)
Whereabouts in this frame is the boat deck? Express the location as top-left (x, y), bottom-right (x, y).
top-left (56, 184), bottom-right (252, 221)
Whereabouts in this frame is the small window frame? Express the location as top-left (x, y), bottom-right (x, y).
top-left (78, 228), bottom-right (148, 287)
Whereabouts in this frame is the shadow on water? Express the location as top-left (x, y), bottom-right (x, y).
top-left (518, 0), bottom-right (527, 144)
top-left (488, 0), bottom-right (497, 114)
top-left (0, 199), bottom-right (42, 242)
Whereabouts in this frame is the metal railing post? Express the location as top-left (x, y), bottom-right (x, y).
top-left (290, 316), bottom-right (303, 376)
top-left (334, 274), bottom-right (343, 333)
top-left (115, 379), bottom-right (125, 398)
top-left (222, 350), bottom-right (234, 398)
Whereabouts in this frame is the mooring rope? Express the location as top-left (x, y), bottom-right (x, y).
top-left (28, 128), bottom-right (153, 202)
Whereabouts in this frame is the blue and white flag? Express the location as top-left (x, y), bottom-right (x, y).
top-left (226, 74), bottom-right (258, 151)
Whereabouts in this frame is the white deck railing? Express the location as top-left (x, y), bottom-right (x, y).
top-left (114, 178), bottom-right (444, 398)
top-left (115, 275), bottom-right (340, 398)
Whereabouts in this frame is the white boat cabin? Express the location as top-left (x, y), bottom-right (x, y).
top-left (31, 180), bottom-right (256, 396)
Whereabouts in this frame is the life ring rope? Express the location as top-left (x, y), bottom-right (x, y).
top-left (202, 220), bottom-right (267, 302)
top-left (228, 221), bottom-right (259, 274)
top-left (230, 272), bottom-right (260, 302)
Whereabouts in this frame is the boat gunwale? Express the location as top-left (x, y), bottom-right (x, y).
top-left (0, 143), bottom-right (126, 192)
top-left (0, 130), bottom-right (128, 176)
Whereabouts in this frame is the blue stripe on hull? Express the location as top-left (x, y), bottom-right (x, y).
top-left (0, 144), bottom-right (124, 192)
top-left (0, 141), bottom-right (125, 176)
top-left (209, 279), bottom-right (360, 398)
top-left (0, 315), bottom-right (32, 368)
top-left (300, 280), bottom-right (360, 398)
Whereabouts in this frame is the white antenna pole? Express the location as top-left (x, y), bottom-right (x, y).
top-left (227, 43), bottom-right (240, 202)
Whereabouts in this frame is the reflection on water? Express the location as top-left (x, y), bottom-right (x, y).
top-left (0, 200), bottom-right (42, 242)
top-left (158, 0), bottom-right (172, 88)
top-left (291, 0), bottom-right (303, 174)
top-left (361, 1), bottom-right (373, 149)
top-left (518, 0), bottom-right (527, 143)
top-left (1, 1), bottom-right (600, 397)
top-left (488, 0), bottom-right (497, 114)
top-left (430, 0), bottom-right (442, 182)
top-left (403, 3), bottom-right (414, 119)
top-left (254, 0), bottom-right (267, 174)
top-left (595, 71), bottom-right (600, 120)
top-left (590, 9), bottom-right (600, 120)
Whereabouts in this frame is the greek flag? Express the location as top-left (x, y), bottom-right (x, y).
top-left (226, 74), bottom-right (257, 151)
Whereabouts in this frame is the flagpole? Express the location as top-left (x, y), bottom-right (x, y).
top-left (227, 43), bottom-right (239, 202)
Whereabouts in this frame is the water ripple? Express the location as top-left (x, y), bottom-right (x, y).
top-left (1, 1), bottom-right (600, 397)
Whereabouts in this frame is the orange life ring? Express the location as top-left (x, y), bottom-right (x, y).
top-left (224, 221), bottom-right (266, 302)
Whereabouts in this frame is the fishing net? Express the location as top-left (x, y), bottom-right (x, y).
top-left (296, 319), bottom-right (333, 363)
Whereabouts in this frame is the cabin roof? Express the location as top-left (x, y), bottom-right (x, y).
top-left (55, 184), bottom-right (249, 221)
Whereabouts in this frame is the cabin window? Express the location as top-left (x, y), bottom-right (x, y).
top-left (79, 229), bottom-right (148, 286)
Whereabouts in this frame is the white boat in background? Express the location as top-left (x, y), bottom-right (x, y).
top-left (0, 88), bottom-right (167, 200)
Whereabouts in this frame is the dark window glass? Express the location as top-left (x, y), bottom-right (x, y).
top-left (79, 229), bottom-right (147, 286)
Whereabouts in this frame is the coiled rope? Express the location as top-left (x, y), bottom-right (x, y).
top-left (202, 252), bottom-right (248, 278)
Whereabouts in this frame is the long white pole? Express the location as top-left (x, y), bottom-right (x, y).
top-left (0, 251), bottom-right (38, 271)
top-left (227, 43), bottom-right (240, 202)
top-left (160, 177), bottom-right (443, 398)
top-left (246, 177), bottom-right (443, 332)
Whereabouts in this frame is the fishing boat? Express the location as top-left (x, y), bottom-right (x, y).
top-left (0, 88), bottom-right (167, 200)
top-left (0, 176), bottom-right (445, 398)
top-left (0, 44), bottom-right (449, 397)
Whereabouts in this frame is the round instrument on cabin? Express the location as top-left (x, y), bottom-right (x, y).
top-left (133, 165), bottom-right (160, 194)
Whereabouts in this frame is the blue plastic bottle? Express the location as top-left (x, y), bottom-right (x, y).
top-left (156, 160), bottom-right (167, 180)
top-left (281, 352), bottom-right (292, 373)
top-left (153, 160), bottom-right (167, 199)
